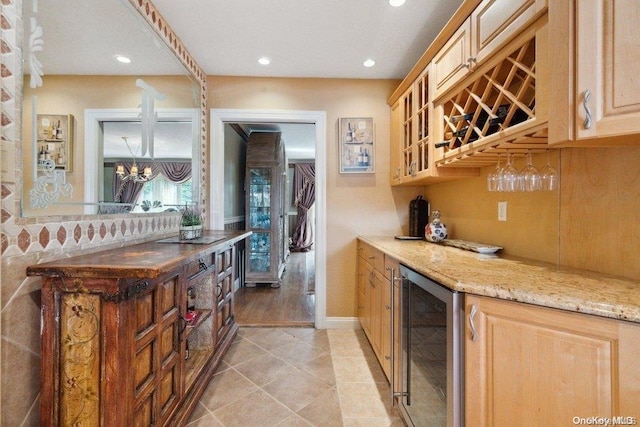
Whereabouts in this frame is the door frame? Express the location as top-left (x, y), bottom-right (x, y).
top-left (210, 109), bottom-right (327, 329)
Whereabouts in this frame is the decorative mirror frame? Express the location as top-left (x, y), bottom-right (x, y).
top-left (0, 0), bottom-right (208, 256)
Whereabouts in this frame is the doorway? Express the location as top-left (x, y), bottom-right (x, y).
top-left (210, 109), bottom-right (327, 329)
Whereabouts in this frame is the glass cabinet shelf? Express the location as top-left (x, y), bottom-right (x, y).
top-left (244, 133), bottom-right (287, 287)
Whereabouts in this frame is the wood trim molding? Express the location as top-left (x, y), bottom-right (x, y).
top-left (387, 0), bottom-right (483, 105)
top-left (126, 0), bottom-right (209, 222)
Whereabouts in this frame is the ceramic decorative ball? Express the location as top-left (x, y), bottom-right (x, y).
top-left (425, 210), bottom-right (448, 242)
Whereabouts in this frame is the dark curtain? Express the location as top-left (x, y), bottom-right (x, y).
top-left (112, 161), bottom-right (192, 204)
top-left (290, 163), bottom-right (315, 252)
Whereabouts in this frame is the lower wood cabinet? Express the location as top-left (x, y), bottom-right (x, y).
top-left (465, 294), bottom-right (640, 425)
top-left (357, 240), bottom-right (398, 381)
top-left (28, 231), bottom-right (250, 426)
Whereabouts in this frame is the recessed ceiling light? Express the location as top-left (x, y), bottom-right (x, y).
top-left (389, 0), bottom-right (406, 6)
top-left (258, 57), bottom-right (271, 65)
top-left (363, 59), bottom-right (376, 67)
top-left (115, 55), bottom-right (131, 64)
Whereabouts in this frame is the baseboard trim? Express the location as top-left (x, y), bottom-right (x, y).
top-left (324, 317), bottom-right (361, 329)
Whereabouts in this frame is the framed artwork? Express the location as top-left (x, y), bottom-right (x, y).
top-left (339, 117), bottom-right (374, 174)
top-left (36, 114), bottom-right (74, 172)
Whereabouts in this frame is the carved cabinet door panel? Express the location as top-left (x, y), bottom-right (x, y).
top-left (132, 270), bottom-right (183, 426)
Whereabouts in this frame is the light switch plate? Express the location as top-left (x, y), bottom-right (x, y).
top-left (498, 201), bottom-right (507, 221)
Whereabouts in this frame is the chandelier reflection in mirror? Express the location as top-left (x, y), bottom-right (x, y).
top-left (115, 136), bottom-right (155, 202)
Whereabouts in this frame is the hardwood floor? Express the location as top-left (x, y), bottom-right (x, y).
top-left (234, 251), bottom-right (315, 327)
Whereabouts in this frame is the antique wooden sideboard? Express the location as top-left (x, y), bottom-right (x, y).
top-left (27, 230), bottom-right (251, 426)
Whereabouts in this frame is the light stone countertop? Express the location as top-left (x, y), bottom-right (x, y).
top-left (359, 235), bottom-right (640, 324)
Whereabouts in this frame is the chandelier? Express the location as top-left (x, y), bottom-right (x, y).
top-left (115, 136), bottom-right (153, 183)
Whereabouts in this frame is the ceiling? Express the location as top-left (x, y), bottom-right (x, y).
top-left (151, 0), bottom-right (465, 80)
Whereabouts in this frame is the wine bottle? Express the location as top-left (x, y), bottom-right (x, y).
top-left (362, 148), bottom-right (369, 167)
top-left (357, 149), bottom-right (364, 167)
top-left (56, 121), bottom-right (62, 139)
top-left (435, 139), bottom-right (462, 149)
top-left (346, 123), bottom-right (353, 142)
top-left (450, 112), bottom-right (474, 123)
top-left (187, 287), bottom-right (196, 311)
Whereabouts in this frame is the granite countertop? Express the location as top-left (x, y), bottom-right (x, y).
top-left (27, 230), bottom-right (251, 279)
top-left (359, 235), bottom-right (640, 324)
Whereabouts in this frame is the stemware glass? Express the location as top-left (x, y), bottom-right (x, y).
top-left (540, 150), bottom-right (558, 191)
top-left (520, 150), bottom-right (542, 191)
top-left (487, 154), bottom-right (502, 191)
top-left (499, 152), bottom-right (519, 192)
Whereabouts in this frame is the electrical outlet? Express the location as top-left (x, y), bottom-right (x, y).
top-left (498, 201), bottom-right (507, 221)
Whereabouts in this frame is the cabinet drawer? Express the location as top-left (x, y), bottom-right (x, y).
top-left (383, 255), bottom-right (401, 281)
top-left (184, 254), bottom-right (214, 279)
top-left (358, 241), bottom-right (385, 273)
top-left (216, 245), bottom-right (234, 274)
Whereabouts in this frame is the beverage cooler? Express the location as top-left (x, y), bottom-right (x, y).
top-left (397, 265), bottom-right (464, 427)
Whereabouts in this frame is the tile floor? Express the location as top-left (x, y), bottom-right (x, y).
top-left (186, 327), bottom-right (404, 426)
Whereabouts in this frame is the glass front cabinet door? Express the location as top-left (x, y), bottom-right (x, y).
top-left (245, 132), bottom-right (286, 287)
top-left (248, 168), bottom-right (272, 275)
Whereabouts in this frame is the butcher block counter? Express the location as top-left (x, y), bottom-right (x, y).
top-left (27, 230), bottom-right (250, 427)
top-left (359, 235), bottom-right (640, 324)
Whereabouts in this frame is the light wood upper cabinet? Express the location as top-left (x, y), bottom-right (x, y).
top-left (550, 0), bottom-right (640, 145)
top-left (433, 0), bottom-right (547, 101)
top-left (433, 19), bottom-right (472, 100)
top-left (466, 294), bottom-right (640, 425)
top-left (471, 0), bottom-right (548, 65)
top-left (389, 67), bottom-right (479, 185)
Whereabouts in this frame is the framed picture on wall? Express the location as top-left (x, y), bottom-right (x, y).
top-left (339, 117), bottom-right (374, 174)
top-left (36, 114), bottom-right (74, 172)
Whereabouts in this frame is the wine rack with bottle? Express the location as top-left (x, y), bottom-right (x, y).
top-left (434, 23), bottom-right (549, 168)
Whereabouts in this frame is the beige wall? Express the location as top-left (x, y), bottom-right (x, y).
top-left (423, 151), bottom-right (561, 264)
top-left (208, 76), bottom-right (423, 317)
top-left (424, 147), bottom-right (640, 281)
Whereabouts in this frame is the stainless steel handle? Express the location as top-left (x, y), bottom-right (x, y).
top-left (469, 304), bottom-right (478, 342)
top-left (583, 89), bottom-right (592, 129)
top-left (387, 267), bottom-right (396, 407)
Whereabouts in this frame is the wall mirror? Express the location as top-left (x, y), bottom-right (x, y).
top-left (20, 0), bottom-right (201, 217)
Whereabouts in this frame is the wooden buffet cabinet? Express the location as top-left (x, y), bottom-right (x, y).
top-left (27, 230), bottom-right (250, 426)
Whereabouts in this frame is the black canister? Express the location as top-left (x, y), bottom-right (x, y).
top-left (409, 196), bottom-right (429, 237)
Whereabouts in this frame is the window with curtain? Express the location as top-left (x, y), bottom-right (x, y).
top-left (131, 175), bottom-right (192, 212)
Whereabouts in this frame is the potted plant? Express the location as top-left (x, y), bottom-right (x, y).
top-left (179, 203), bottom-right (203, 240)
